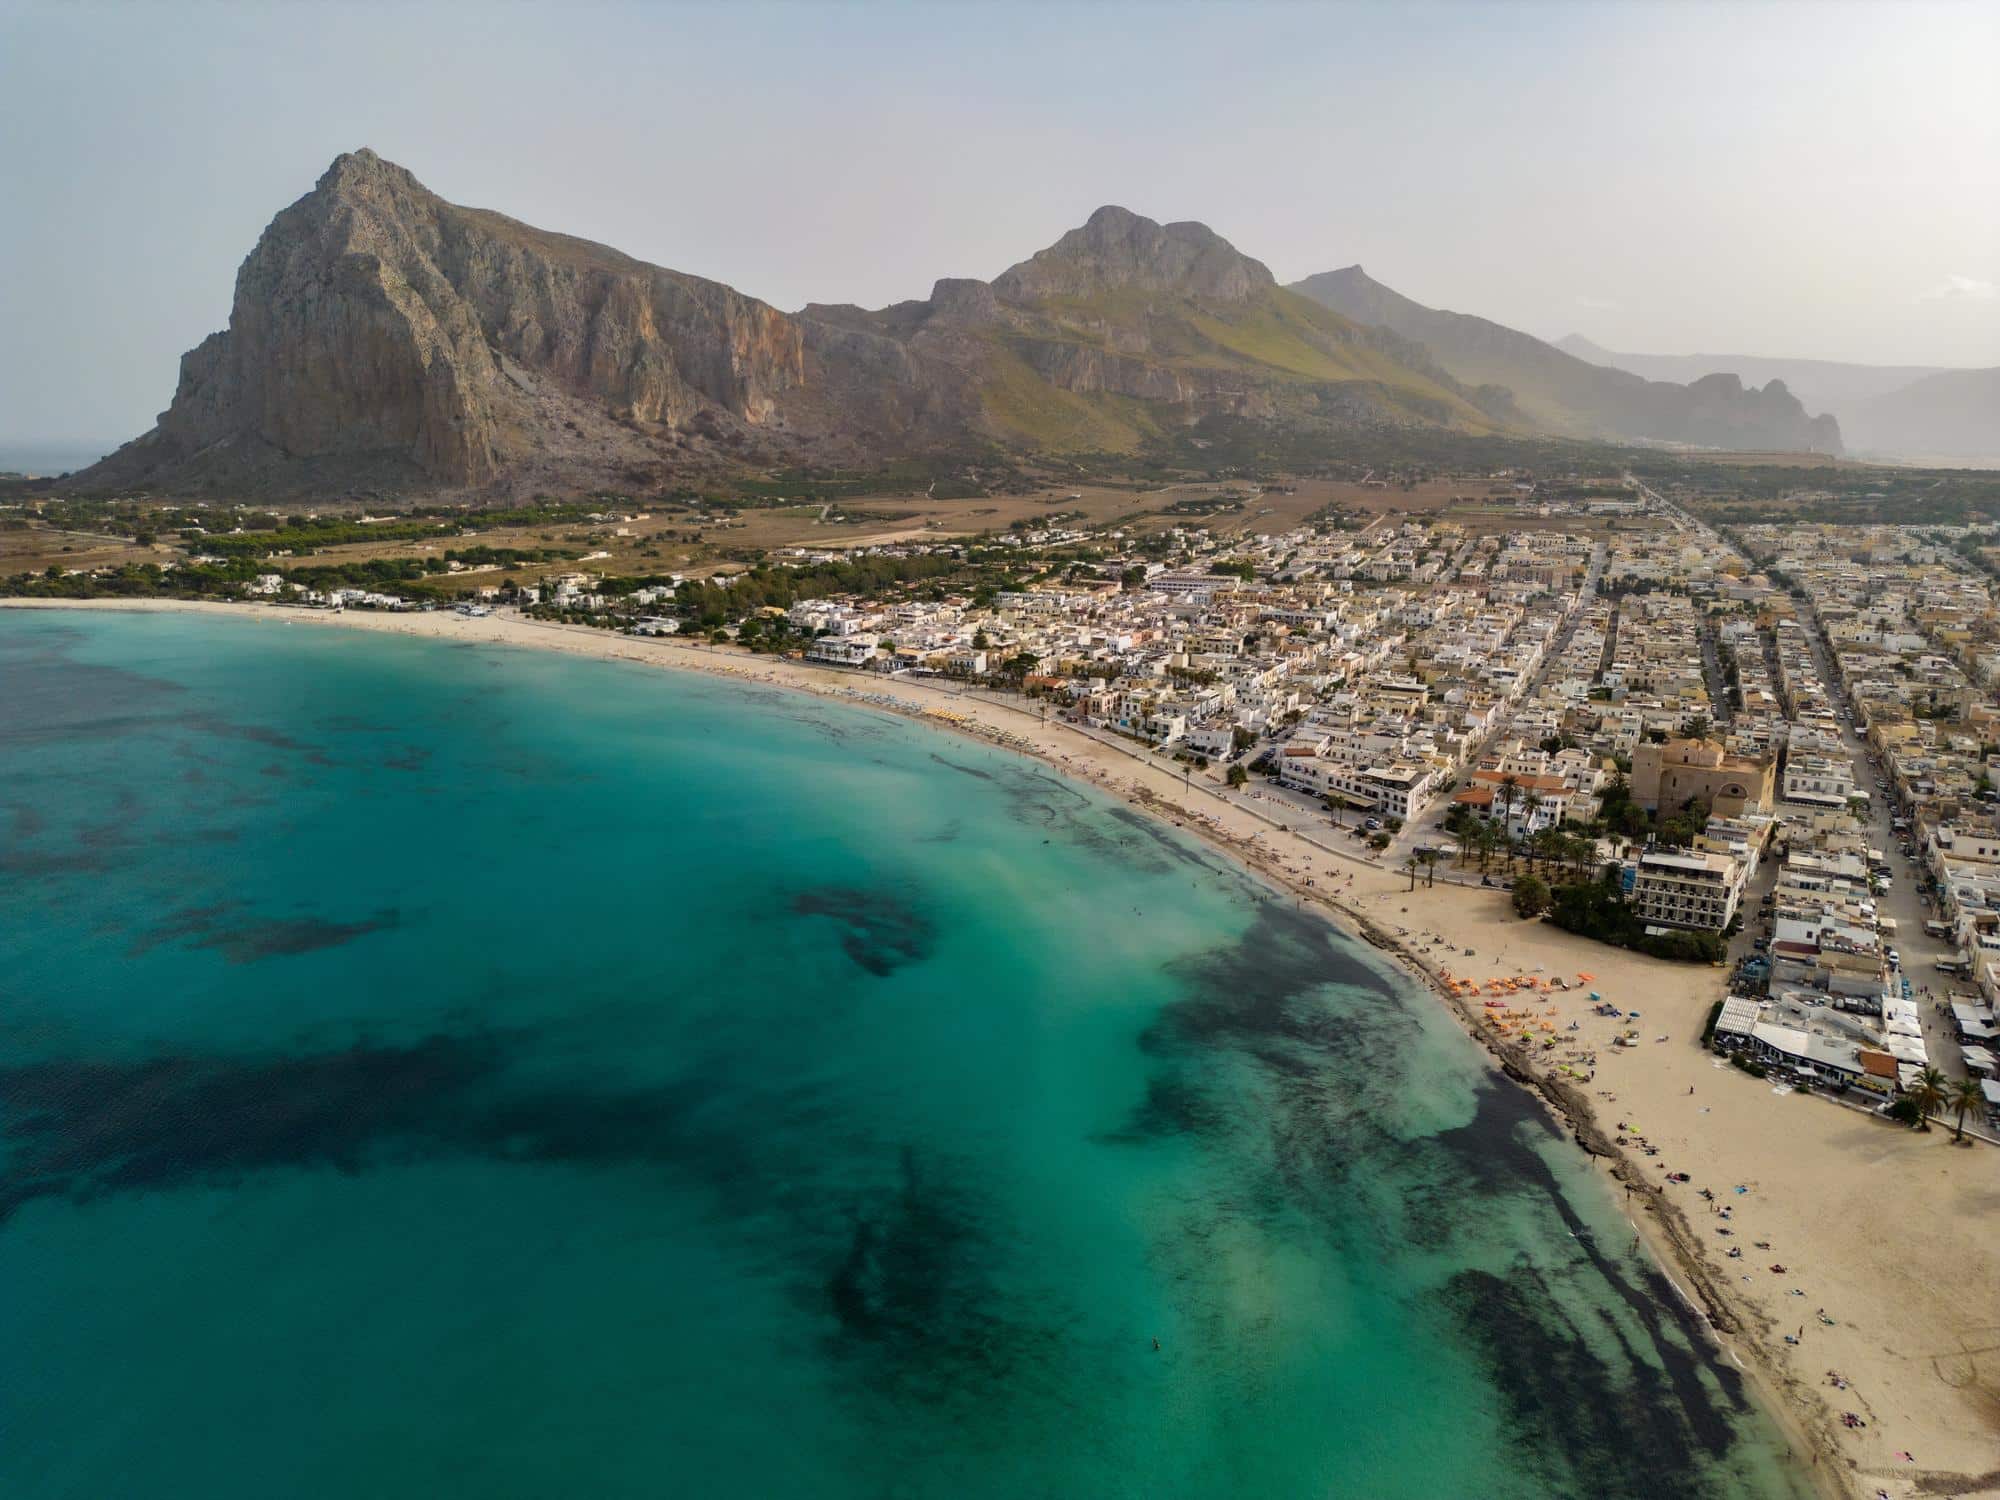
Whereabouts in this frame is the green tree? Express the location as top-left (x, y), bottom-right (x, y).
top-left (1903, 1068), bottom-right (1949, 1132)
top-left (1512, 874), bottom-right (1552, 918)
top-left (1475, 820), bottom-right (1499, 873)
top-left (1226, 764), bottom-right (1248, 788)
top-left (1947, 1076), bottom-right (1985, 1142)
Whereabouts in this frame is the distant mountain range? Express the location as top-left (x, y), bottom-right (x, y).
top-left (1290, 268), bottom-right (1840, 454)
top-left (76, 150), bottom-right (1875, 497)
top-left (1555, 336), bottom-right (1998, 466)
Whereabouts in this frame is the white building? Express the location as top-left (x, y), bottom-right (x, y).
top-left (805, 634), bottom-right (881, 666)
top-left (1782, 753), bottom-right (1858, 809)
top-left (1632, 847), bottom-right (1748, 932)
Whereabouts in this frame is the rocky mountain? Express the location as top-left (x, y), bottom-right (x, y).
top-left (77, 158), bottom-right (1507, 498)
top-left (80, 150), bottom-right (967, 496)
top-left (807, 205), bottom-right (1514, 456)
top-left (1553, 335), bottom-right (1948, 415)
top-left (1291, 266), bottom-right (1842, 454)
top-left (1559, 336), bottom-right (1995, 466)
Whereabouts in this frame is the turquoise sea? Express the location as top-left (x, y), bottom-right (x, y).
top-left (0, 610), bottom-right (1811, 1499)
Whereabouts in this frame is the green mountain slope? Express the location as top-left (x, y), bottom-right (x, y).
top-left (812, 207), bottom-right (1518, 454)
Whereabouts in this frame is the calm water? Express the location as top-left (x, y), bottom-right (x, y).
top-left (0, 441), bottom-right (113, 476)
top-left (0, 610), bottom-right (1810, 1499)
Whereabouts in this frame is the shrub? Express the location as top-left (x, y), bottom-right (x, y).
top-left (1546, 870), bottom-right (1722, 963)
top-left (1512, 874), bottom-right (1551, 918)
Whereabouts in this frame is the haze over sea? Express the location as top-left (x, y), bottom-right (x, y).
top-left (0, 610), bottom-right (1811, 1499)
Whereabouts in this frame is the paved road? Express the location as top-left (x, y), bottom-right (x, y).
top-left (1648, 475), bottom-right (1973, 1085)
top-left (1788, 607), bottom-right (1969, 1082)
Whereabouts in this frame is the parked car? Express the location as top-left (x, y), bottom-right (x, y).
top-left (1887, 948), bottom-right (1901, 968)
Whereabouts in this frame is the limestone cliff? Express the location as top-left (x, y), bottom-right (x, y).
top-left (79, 157), bottom-right (1510, 497)
top-left (85, 150), bottom-right (939, 495)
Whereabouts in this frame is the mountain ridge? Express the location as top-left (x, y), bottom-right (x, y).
top-left (1290, 265), bottom-right (1842, 454)
top-left (76, 153), bottom-right (1514, 497)
top-left (1556, 335), bottom-right (1995, 464)
top-left (1554, 334), bottom-right (1952, 411)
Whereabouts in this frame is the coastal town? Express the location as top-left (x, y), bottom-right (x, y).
top-left (11, 472), bottom-right (2000, 1137)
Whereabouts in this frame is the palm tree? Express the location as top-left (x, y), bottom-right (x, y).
top-left (1404, 853), bottom-right (1420, 891)
top-left (1568, 832), bottom-right (1600, 882)
top-left (1947, 1077), bottom-right (1986, 1143)
top-left (1498, 774), bottom-right (1520, 832)
top-left (1530, 825), bottom-right (1562, 876)
top-left (1418, 848), bottom-right (1440, 888)
top-left (1522, 788), bottom-right (1544, 842)
top-left (1904, 1067), bottom-right (1949, 1131)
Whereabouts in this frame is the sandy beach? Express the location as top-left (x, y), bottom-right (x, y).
top-left (10, 597), bottom-right (1996, 1499)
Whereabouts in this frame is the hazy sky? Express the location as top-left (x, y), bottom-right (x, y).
top-left (3, 0), bottom-right (1995, 448)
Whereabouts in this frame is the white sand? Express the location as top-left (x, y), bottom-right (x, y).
top-left (11, 596), bottom-right (1997, 1499)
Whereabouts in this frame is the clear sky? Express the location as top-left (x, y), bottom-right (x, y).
top-left (3, 0), bottom-right (1995, 448)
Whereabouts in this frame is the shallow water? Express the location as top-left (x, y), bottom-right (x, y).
top-left (0, 610), bottom-right (1812, 1498)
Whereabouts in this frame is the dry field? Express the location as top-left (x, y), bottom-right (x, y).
top-left (5, 466), bottom-right (1635, 588)
top-left (1672, 449), bottom-right (1849, 469)
top-left (0, 525), bottom-right (160, 575)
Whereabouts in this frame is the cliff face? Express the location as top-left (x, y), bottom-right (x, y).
top-left (88, 150), bottom-right (926, 495)
top-left (79, 159), bottom-right (1512, 498)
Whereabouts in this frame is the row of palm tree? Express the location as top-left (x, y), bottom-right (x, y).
top-left (1441, 805), bottom-right (1603, 884)
top-left (1901, 1066), bottom-right (1988, 1142)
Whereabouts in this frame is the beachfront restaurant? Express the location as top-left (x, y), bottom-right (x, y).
top-left (1739, 1021), bottom-right (1875, 1089)
top-left (1710, 999), bottom-right (1882, 1091)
